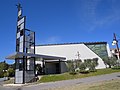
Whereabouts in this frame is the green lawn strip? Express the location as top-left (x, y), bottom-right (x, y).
top-left (39, 68), bottom-right (120, 83)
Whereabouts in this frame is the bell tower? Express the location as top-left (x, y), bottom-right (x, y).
top-left (15, 3), bottom-right (35, 84)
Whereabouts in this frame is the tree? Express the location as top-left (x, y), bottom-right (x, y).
top-left (103, 57), bottom-right (117, 68)
top-left (9, 63), bottom-right (16, 70)
top-left (67, 59), bottom-right (82, 72)
top-left (0, 61), bottom-right (9, 78)
top-left (75, 59), bottom-right (82, 69)
top-left (4, 71), bottom-right (9, 77)
top-left (67, 58), bottom-right (98, 74)
top-left (67, 60), bottom-right (75, 73)
top-left (0, 61), bottom-right (9, 71)
top-left (7, 68), bottom-right (15, 77)
top-left (79, 62), bottom-right (86, 71)
top-left (0, 70), bottom-right (4, 78)
top-left (0, 61), bottom-right (15, 78)
top-left (84, 58), bottom-right (98, 71)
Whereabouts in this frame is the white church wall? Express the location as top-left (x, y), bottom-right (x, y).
top-left (36, 44), bottom-right (106, 69)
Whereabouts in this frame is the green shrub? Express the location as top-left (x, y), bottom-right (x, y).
top-left (80, 70), bottom-right (90, 74)
top-left (7, 68), bottom-right (15, 77)
top-left (84, 58), bottom-right (98, 71)
top-left (4, 72), bottom-right (9, 77)
top-left (79, 63), bottom-right (86, 71)
top-left (69, 72), bottom-right (77, 75)
top-left (67, 60), bottom-right (75, 72)
top-left (112, 66), bottom-right (120, 70)
top-left (103, 57), bottom-right (117, 68)
top-left (0, 71), bottom-right (4, 78)
top-left (89, 69), bottom-right (97, 72)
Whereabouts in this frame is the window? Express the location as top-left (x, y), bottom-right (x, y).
top-left (86, 44), bottom-right (108, 58)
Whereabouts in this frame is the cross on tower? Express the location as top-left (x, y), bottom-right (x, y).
top-left (16, 3), bottom-right (22, 9)
top-left (16, 3), bottom-right (22, 19)
top-left (76, 51), bottom-right (81, 60)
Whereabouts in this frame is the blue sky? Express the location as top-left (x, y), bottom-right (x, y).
top-left (0, 0), bottom-right (120, 63)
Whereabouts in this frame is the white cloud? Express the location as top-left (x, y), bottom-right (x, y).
top-left (79, 0), bottom-right (101, 22)
top-left (79, 0), bottom-right (120, 32)
top-left (89, 13), bottom-right (120, 32)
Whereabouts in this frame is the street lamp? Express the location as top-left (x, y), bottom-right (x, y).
top-left (112, 33), bottom-right (120, 59)
top-left (112, 39), bottom-right (118, 45)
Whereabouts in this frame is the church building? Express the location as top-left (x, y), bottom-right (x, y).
top-left (35, 42), bottom-right (112, 74)
top-left (6, 3), bottom-right (112, 84)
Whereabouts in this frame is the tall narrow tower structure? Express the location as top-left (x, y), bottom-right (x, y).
top-left (5, 3), bottom-right (66, 84)
top-left (15, 3), bottom-right (35, 84)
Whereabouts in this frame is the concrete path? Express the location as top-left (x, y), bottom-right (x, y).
top-left (0, 81), bottom-right (3, 85)
top-left (1, 72), bottom-right (120, 90)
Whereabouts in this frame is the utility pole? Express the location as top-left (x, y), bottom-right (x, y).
top-left (113, 33), bottom-right (120, 59)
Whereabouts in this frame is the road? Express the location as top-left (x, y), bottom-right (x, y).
top-left (1, 72), bottom-right (120, 90)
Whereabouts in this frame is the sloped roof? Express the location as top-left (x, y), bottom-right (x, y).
top-left (6, 52), bottom-right (66, 60)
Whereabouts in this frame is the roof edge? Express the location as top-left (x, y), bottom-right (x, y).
top-left (36, 42), bottom-right (107, 46)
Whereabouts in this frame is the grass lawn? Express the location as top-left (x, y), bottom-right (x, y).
top-left (39, 68), bottom-right (120, 83)
top-left (50, 79), bottom-right (120, 90)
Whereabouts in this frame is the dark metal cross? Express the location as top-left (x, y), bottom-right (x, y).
top-left (76, 51), bottom-right (80, 59)
top-left (16, 3), bottom-right (22, 10)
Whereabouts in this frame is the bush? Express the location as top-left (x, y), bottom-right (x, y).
top-left (112, 66), bottom-right (120, 70)
top-left (0, 71), bottom-right (4, 78)
top-left (4, 72), bottom-right (9, 77)
top-left (67, 60), bottom-right (81, 75)
top-left (80, 70), bottom-right (90, 74)
top-left (79, 63), bottom-right (86, 71)
top-left (103, 57), bottom-right (117, 68)
top-left (69, 72), bottom-right (77, 75)
top-left (67, 60), bottom-right (76, 73)
top-left (7, 68), bottom-right (15, 77)
top-left (84, 58), bottom-right (98, 71)
top-left (89, 69), bottom-right (97, 72)
top-left (67, 58), bottom-right (98, 74)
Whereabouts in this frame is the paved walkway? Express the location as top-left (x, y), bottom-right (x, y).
top-left (1, 72), bottom-right (120, 90)
top-left (23, 72), bottom-right (120, 90)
